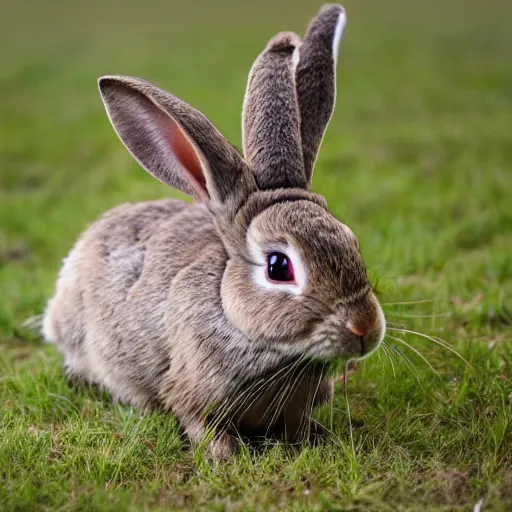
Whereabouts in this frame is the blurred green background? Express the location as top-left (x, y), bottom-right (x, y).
top-left (1, 0), bottom-right (511, 510)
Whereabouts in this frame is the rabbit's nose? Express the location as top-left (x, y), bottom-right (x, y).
top-left (347, 322), bottom-right (367, 338)
top-left (344, 295), bottom-right (386, 357)
top-left (347, 316), bottom-right (384, 356)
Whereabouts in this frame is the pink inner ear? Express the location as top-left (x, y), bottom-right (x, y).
top-left (164, 117), bottom-right (208, 197)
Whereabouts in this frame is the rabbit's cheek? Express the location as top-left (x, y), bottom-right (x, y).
top-left (306, 321), bottom-right (362, 360)
top-left (221, 260), bottom-right (315, 346)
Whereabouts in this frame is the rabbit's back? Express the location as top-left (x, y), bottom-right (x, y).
top-left (43, 198), bottom-right (221, 409)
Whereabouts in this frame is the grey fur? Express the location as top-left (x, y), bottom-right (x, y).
top-left (297, 4), bottom-right (345, 185)
top-left (44, 4), bottom-right (385, 459)
top-left (242, 32), bottom-right (305, 190)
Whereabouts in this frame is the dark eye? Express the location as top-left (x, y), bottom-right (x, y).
top-left (266, 251), bottom-right (295, 283)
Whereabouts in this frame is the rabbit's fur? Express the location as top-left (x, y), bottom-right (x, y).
top-left (43, 4), bottom-right (386, 458)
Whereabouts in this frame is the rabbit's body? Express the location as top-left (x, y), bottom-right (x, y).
top-left (45, 199), bottom-right (206, 409)
top-left (44, 5), bottom-right (386, 458)
top-left (44, 197), bottom-right (329, 446)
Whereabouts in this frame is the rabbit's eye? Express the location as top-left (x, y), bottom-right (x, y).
top-left (266, 252), bottom-right (295, 283)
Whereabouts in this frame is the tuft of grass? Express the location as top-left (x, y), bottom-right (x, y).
top-left (1, 0), bottom-right (511, 510)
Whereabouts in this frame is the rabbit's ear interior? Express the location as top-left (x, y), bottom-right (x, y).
top-left (98, 76), bottom-right (255, 207)
top-left (160, 115), bottom-right (207, 197)
top-left (296, 4), bottom-right (346, 185)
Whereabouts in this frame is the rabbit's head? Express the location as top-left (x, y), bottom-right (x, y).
top-left (98, 4), bottom-right (385, 362)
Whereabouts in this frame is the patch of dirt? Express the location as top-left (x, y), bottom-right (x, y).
top-left (0, 335), bottom-right (38, 362)
top-left (419, 468), bottom-right (473, 506)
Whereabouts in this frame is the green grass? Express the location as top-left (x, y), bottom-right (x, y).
top-left (1, 0), bottom-right (511, 509)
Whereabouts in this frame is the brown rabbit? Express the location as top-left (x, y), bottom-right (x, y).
top-left (43, 4), bottom-right (385, 459)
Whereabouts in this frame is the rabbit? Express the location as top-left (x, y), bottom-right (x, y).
top-left (43, 4), bottom-right (385, 459)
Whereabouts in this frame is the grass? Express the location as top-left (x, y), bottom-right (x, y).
top-left (1, 0), bottom-right (511, 509)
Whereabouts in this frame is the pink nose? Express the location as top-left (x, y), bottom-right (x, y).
top-left (348, 323), bottom-right (367, 338)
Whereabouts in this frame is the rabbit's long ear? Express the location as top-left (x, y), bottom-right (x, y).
top-left (296, 4), bottom-right (346, 185)
top-left (98, 76), bottom-right (255, 210)
top-left (242, 32), bottom-right (307, 190)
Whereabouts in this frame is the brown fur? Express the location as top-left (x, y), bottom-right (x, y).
top-left (43, 4), bottom-right (385, 459)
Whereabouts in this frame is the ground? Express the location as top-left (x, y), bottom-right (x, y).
top-left (1, 0), bottom-right (511, 510)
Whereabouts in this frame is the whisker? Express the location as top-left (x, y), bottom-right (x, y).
top-left (214, 377), bottom-right (264, 424)
top-left (262, 356), bottom-right (306, 422)
top-left (266, 358), bottom-right (311, 436)
top-left (387, 345), bottom-right (425, 391)
top-left (212, 370), bottom-right (292, 442)
top-left (208, 357), bottom-right (300, 438)
top-left (305, 369), bottom-right (325, 442)
top-left (382, 299), bottom-right (438, 306)
top-left (386, 321), bottom-right (408, 328)
top-left (234, 361), bottom-right (297, 429)
top-left (292, 363), bottom-right (329, 444)
top-left (387, 327), bottom-right (471, 368)
top-left (385, 334), bottom-right (439, 376)
top-left (386, 312), bottom-right (450, 319)
top-left (380, 342), bottom-right (396, 379)
top-left (267, 376), bottom-right (295, 429)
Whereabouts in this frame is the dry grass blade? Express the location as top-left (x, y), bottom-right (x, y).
top-left (344, 360), bottom-right (355, 458)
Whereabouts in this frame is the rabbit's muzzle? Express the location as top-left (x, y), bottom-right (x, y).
top-left (344, 293), bottom-right (385, 359)
top-left (308, 292), bottom-right (385, 361)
